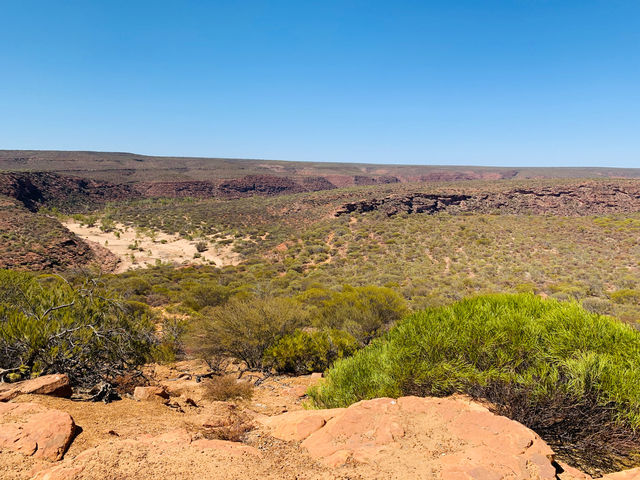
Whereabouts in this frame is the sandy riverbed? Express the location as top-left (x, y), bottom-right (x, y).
top-left (64, 221), bottom-right (240, 273)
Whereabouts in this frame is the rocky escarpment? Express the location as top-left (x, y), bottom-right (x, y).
top-left (134, 181), bottom-right (219, 198)
top-left (217, 174), bottom-right (337, 197)
top-left (353, 175), bottom-right (400, 185)
top-left (135, 175), bottom-right (339, 199)
top-left (336, 182), bottom-right (640, 217)
top-left (336, 193), bottom-right (473, 216)
top-left (415, 169), bottom-right (519, 182)
top-left (471, 183), bottom-right (640, 215)
top-left (300, 176), bottom-right (337, 191)
top-left (0, 170), bottom-right (545, 213)
top-left (0, 172), bottom-right (140, 212)
top-left (0, 172), bottom-right (338, 208)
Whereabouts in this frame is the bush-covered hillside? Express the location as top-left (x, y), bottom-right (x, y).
top-left (0, 196), bottom-right (106, 271)
top-left (309, 294), bottom-right (640, 472)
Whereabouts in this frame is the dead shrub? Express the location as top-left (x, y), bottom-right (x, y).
top-left (202, 375), bottom-right (254, 402)
top-left (468, 382), bottom-right (640, 475)
top-left (111, 371), bottom-right (148, 396)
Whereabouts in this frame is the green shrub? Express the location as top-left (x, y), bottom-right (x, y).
top-left (581, 297), bottom-right (613, 315)
top-left (610, 289), bottom-right (640, 304)
top-left (191, 296), bottom-right (308, 370)
top-left (265, 328), bottom-right (358, 374)
top-left (100, 217), bottom-right (116, 232)
top-left (115, 277), bottom-right (153, 298)
top-left (152, 316), bottom-right (188, 363)
top-left (183, 282), bottom-right (230, 311)
top-left (314, 285), bottom-right (408, 345)
top-left (309, 294), bottom-right (640, 472)
top-left (0, 270), bottom-right (156, 387)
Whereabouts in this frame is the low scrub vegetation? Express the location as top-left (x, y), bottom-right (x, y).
top-left (309, 294), bottom-right (640, 472)
top-left (190, 285), bottom-right (407, 373)
top-left (96, 189), bottom-right (640, 324)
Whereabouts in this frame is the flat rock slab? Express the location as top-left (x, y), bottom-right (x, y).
top-left (600, 468), bottom-right (640, 480)
top-left (0, 402), bottom-right (75, 461)
top-left (0, 375), bottom-right (72, 402)
top-left (263, 395), bottom-right (559, 479)
top-left (31, 428), bottom-right (260, 480)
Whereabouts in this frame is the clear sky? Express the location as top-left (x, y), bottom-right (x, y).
top-left (1, 1), bottom-right (638, 167)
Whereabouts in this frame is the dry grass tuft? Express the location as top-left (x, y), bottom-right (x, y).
top-left (202, 375), bottom-right (254, 402)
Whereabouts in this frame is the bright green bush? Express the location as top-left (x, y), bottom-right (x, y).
top-left (309, 294), bottom-right (640, 471)
top-left (0, 270), bottom-right (156, 387)
top-left (310, 294), bottom-right (640, 415)
top-left (265, 328), bottom-right (358, 374)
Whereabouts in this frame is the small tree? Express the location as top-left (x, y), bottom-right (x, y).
top-left (183, 282), bottom-right (230, 311)
top-left (192, 297), bottom-right (307, 370)
top-left (315, 285), bottom-right (408, 345)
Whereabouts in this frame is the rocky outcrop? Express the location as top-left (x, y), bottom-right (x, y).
top-left (0, 374), bottom-right (72, 402)
top-left (0, 171), bottom-right (336, 208)
top-left (0, 197), bottom-right (103, 272)
top-left (218, 175), bottom-right (306, 197)
top-left (262, 395), bottom-right (558, 478)
top-left (336, 193), bottom-right (472, 216)
top-left (300, 176), bottom-right (337, 191)
top-left (600, 467), bottom-right (640, 480)
top-left (471, 184), bottom-right (640, 215)
top-left (3, 388), bottom-right (639, 480)
top-left (336, 183), bottom-right (640, 217)
top-left (0, 403), bottom-right (75, 461)
top-left (133, 386), bottom-right (170, 403)
top-left (217, 175), bottom-right (338, 198)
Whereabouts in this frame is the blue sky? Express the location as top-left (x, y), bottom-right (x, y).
top-left (1, 1), bottom-right (638, 166)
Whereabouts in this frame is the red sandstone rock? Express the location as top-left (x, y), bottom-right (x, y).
top-left (31, 429), bottom-right (259, 480)
top-left (263, 395), bottom-right (558, 479)
top-left (0, 402), bottom-right (75, 461)
top-left (602, 468), bottom-right (640, 480)
top-left (260, 409), bottom-right (340, 441)
top-left (133, 386), bottom-right (170, 403)
top-left (0, 374), bottom-right (72, 402)
top-left (191, 438), bottom-right (260, 456)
